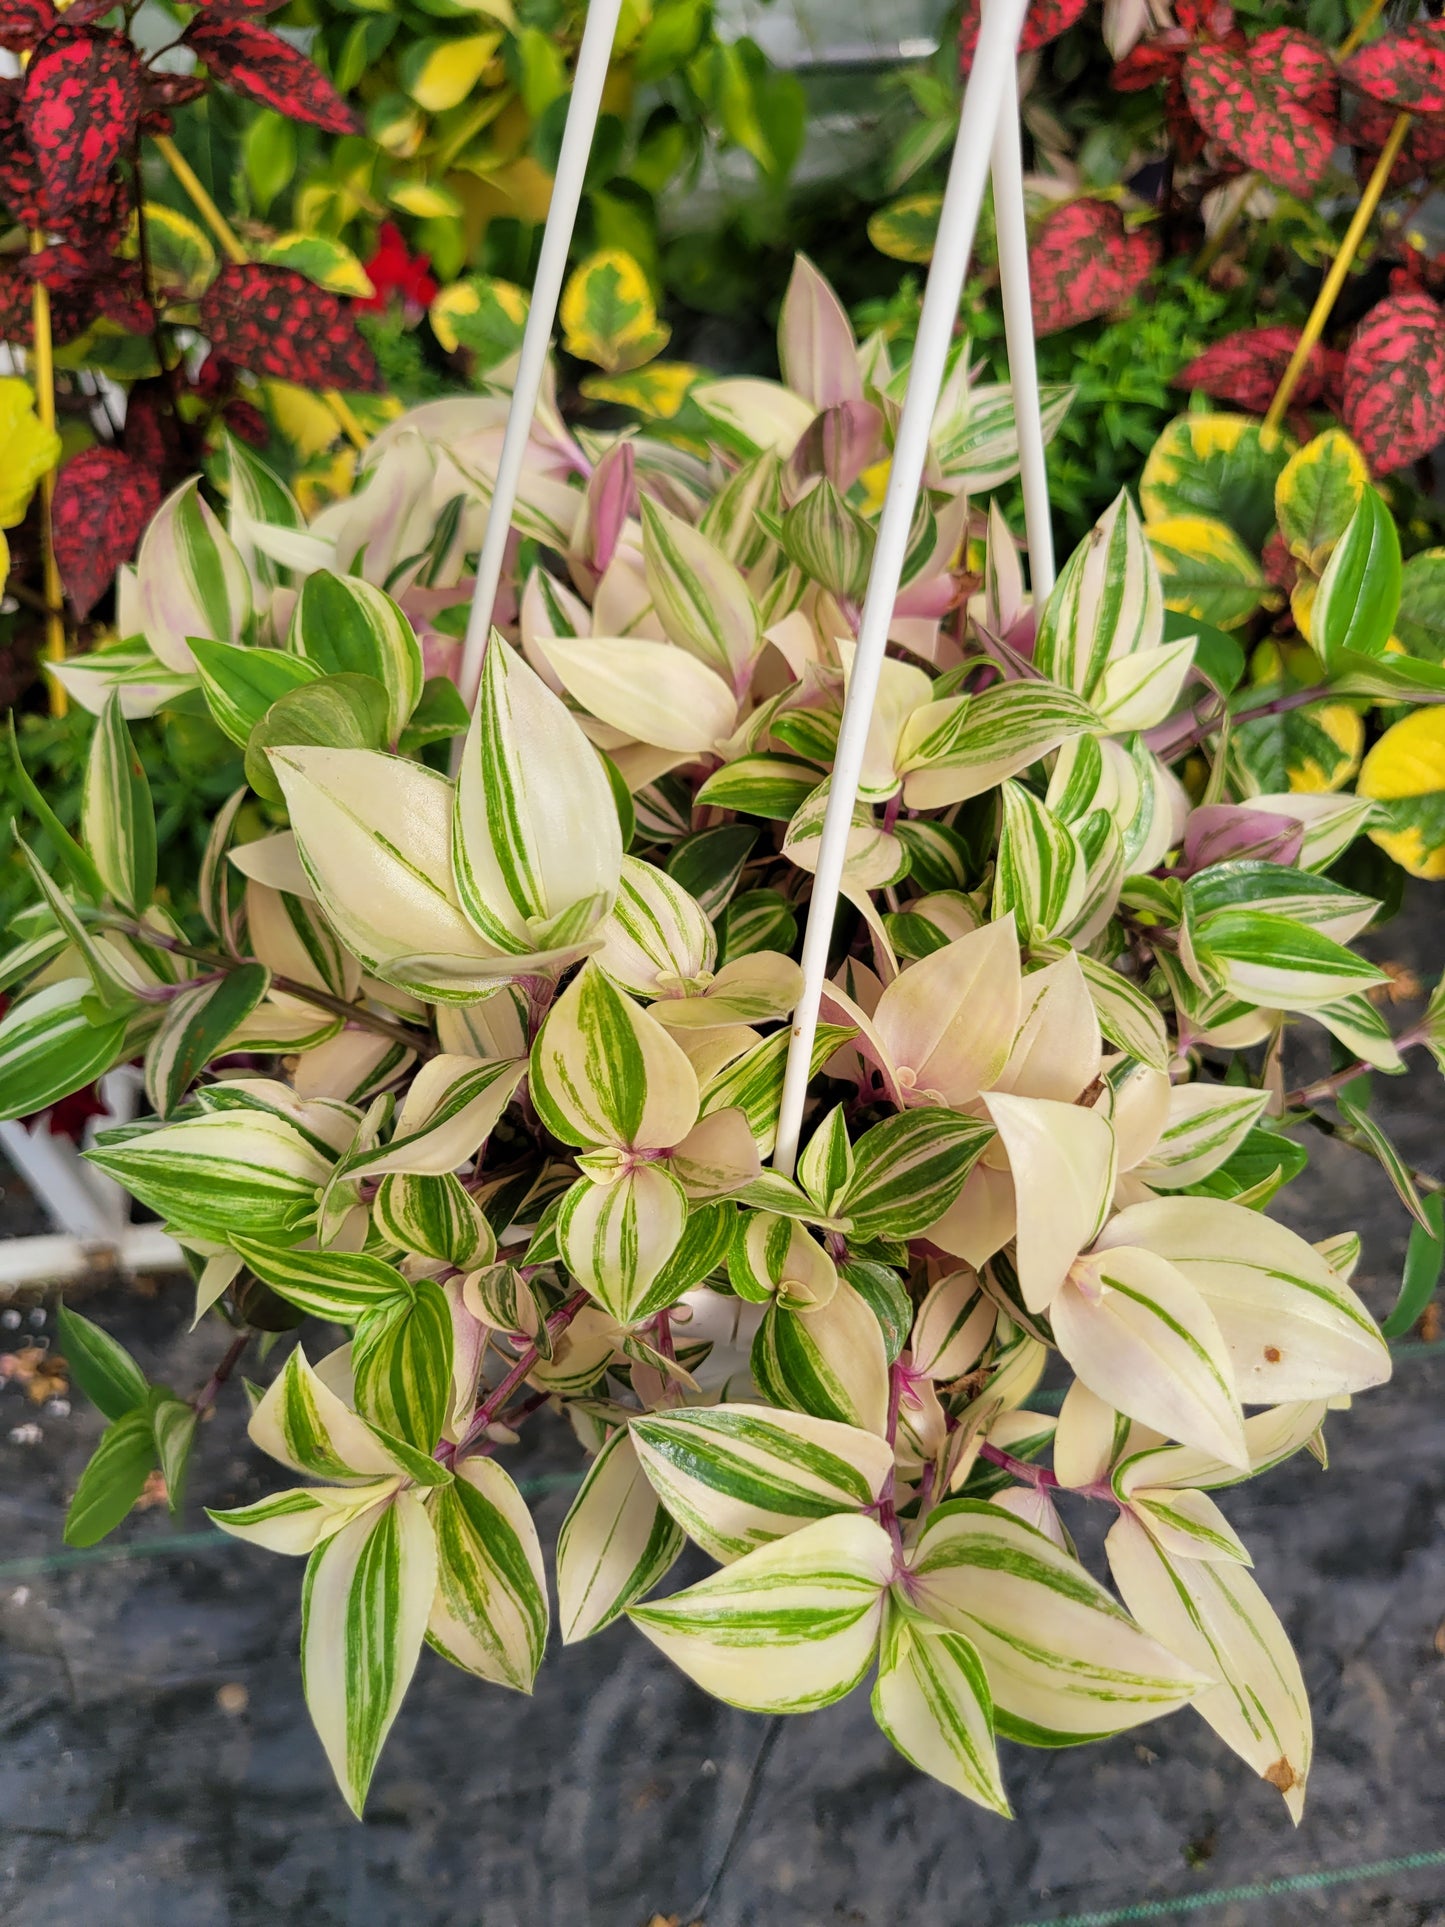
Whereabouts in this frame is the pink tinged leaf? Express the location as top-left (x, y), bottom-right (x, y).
top-left (1342, 21), bottom-right (1445, 117)
top-left (1176, 325), bottom-right (1327, 413)
top-left (51, 447), bottom-right (162, 620)
top-left (786, 399), bottom-right (887, 496)
top-left (1341, 290), bottom-right (1445, 476)
top-left (1181, 805), bottom-right (1304, 875)
top-left (1029, 200), bottom-right (1159, 338)
top-left (776, 254), bottom-right (861, 411)
top-left (1182, 41), bottom-right (1336, 196)
top-left (582, 441), bottom-right (634, 576)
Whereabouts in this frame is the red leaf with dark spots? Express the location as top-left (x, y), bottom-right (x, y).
top-left (0, 90), bottom-right (42, 225)
top-left (21, 29), bottom-right (142, 238)
top-left (1029, 199), bottom-right (1159, 337)
top-left (185, 19), bottom-right (356, 133)
top-left (1248, 25), bottom-right (1336, 118)
top-left (1341, 291), bottom-right (1445, 476)
top-left (1183, 38), bottom-right (1336, 195)
top-left (1176, 0), bottom-right (1234, 37)
top-left (1112, 41), bottom-right (1185, 91)
top-left (1342, 21), bottom-right (1445, 117)
top-left (0, 262), bottom-right (87, 345)
top-left (222, 397), bottom-right (269, 447)
top-left (1177, 324), bottom-right (1327, 412)
top-left (199, 262), bottom-right (381, 391)
top-left (959, 0), bottom-right (1087, 70)
top-left (52, 447), bottom-right (162, 619)
top-left (1260, 530), bottom-right (1297, 594)
top-left (0, 0), bottom-right (54, 53)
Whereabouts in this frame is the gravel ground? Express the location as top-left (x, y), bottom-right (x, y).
top-left (1, 899), bottom-right (1443, 1927)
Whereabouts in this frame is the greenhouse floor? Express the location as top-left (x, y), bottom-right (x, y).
top-left (3, 902), bottom-right (1445, 1927)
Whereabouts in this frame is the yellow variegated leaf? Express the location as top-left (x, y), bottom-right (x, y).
top-left (1147, 513), bottom-right (1265, 630)
top-left (1274, 429), bottom-right (1367, 570)
top-left (1357, 707), bottom-right (1445, 880)
top-left (579, 362), bottom-right (704, 422)
top-left (560, 249), bottom-right (670, 374)
top-left (259, 232), bottom-right (375, 299)
top-left (403, 33), bottom-right (502, 112)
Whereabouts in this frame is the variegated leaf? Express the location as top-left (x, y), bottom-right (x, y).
top-left (426, 1458), bottom-right (548, 1691)
top-left (82, 692), bottom-right (155, 914)
top-left (871, 1605), bottom-right (1010, 1814)
top-left (531, 963), bottom-right (699, 1152)
top-left (557, 1427), bottom-right (685, 1641)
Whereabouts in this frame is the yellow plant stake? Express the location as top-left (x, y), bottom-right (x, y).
top-left (29, 240), bottom-right (67, 719)
top-left (151, 133), bottom-right (370, 454)
top-left (1262, 113), bottom-right (1411, 438)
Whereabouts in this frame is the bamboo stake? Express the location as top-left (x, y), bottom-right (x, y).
top-left (152, 133), bottom-right (369, 454)
top-left (29, 239), bottom-right (67, 719)
top-left (1261, 113), bottom-right (1411, 436)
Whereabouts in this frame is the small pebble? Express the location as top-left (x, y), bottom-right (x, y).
top-left (7, 1423), bottom-right (42, 1445)
top-left (1, 1310), bottom-right (20, 1331)
top-left (216, 1682), bottom-right (249, 1715)
top-left (9, 1588), bottom-right (30, 1607)
top-left (27, 1308), bottom-right (44, 1329)
top-left (45, 1398), bottom-right (71, 1418)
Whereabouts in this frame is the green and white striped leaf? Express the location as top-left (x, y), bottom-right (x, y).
top-left (796, 1103), bottom-right (855, 1219)
top-left (1191, 910), bottom-right (1388, 1013)
top-left (751, 1281), bottom-right (890, 1434)
top-left (244, 879), bottom-right (359, 1002)
top-left (695, 755), bottom-right (820, 822)
top-left (630, 1404), bottom-right (893, 1564)
top-left (301, 1490), bottom-right (437, 1816)
top-left (208, 1483), bottom-right (392, 1556)
top-left (904, 1501), bottom-right (1204, 1744)
top-left (1185, 863), bottom-right (1377, 943)
top-left (1135, 1085), bottom-right (1269, 1190)
top-left (698, 1024), bottom-right (857, 1157)
top-left (1112, 1401), bottom-right (1329, 1498)
top-left (531, 962), bottom-right (698, 1151)
top-left (899, 683), bottom-right (1098, 810)
top-left (1310, 485), bottom-right (1400, 671)
top-left (1312, 993), bottom-right (1404, 1074)
top-left (1053, 1245), bottom-right (1249, 1468)
top-left (842, 1109), bottom-right (995, 1240)
top-left (992, 784), bottom-right (1087, 943)
top-left (16, 840), bottom-right (138, 1012)
top-left (227, 434), bottom-right (304, 589)
top-left (1106, 1511), bottom-right (1311, 1819)
top-left (594, 856), bottom-right (715, 997)
top-left (248, 1344), bottom-right (449, 1487)
top-left (150, 1395), bottom-right (198, 1513)
top-left (229, 1238), bottom-right (411, 1323)
top-left (1126, 1486), bottom-right (1251, 1565)
top-left (341, 1054), bottom-right (526, 1180)
top-left (189, 636), bottom-right (322, 748)
top-left (136, 475), bottom-right (252, 673)
top-left (728, 1210), bottom-right (838, 1306)
top-left (1075, 953), bottom-right (1171, 1071)
top-left (82, 692), bottom-right (156, 913)
top-left (288, 570), bottom-right (424, 742)
top-left (0, 979), bottom-right (131, 1122)
top-left (87, 1106), bottom-right (334, 1241)
top-left (374, 1172), bottom-right (496, 1269)
top-left (629, 1512), bottom-right (894, 1712)
top-left (778, 479), bottom-right (875, 600)
top-left (1334, 1095), bottom-right (1434, 1233)
top-left (641, 496), bottom-right (760, 686)
top-left (353, 1276), bottom-right (454, 1451)
top-left (557, 1427), bottom-right (685, 1641)
top-left (871, 1606), bottom-right (1010, 1815)
top-left (453, 635), bottom-right (622, 954)
top-left (911, 1270), bottom-right (995, 1380)
top-left (143, 964), bottom-right (271, 1118)
top-left (426, 1458), bottom-right (548, 1691)
top-left (1096, 1197), bottom-right (1390, 1403)
top-left (557, 1165), bottom-right (689, 1324)
top-left (1034, 491), bottom-right (1162, 705)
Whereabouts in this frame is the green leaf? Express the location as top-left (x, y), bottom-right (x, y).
top-left (778, 479), bottom-right (876, 600)
top-left (63, 1406), bottom-right (158, 1547)
top-left (82, 693), bottom-right (156, 913)
top-left (842, 1110), bottom-right (994, 1240)
top-left (245, 675), bottom-right (392, 805)
top-left (840, 1258), bottom-right (912, 1363)
top-left (56, 1304), bottom-right (149, 1421)
top-left (398, 675), bottom-right (471, 755)
top-left (1141, 414), bottom-right (1291, 552)
top-left (1165, 607), bottom-right (1242, 696)
top-left (1382, 1192), bottom-right (1445, 1339)
top-left (1311, 486), bottom-right (1401, 669)
top-left (288, 572), bottom-right (425, 743)
top-left (5, 714), bottom-right (106, 901)
top-left (696, 755), bottom-right (820, 822)
top-left (189, 637), bottom-right (323, 749)
top-left (666, 824), bottom-right (758, 918)
top-left (992, 782), bottom-right (1085, 943)
top-left (352, 1276), bottom-right (455, 1451)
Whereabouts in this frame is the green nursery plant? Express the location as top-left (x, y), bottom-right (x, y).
top-left (6, 253), bottom-right (1442, 1828)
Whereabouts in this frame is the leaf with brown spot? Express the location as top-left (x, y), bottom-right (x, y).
top-left (1341, 291), bottom-right (1445, 476)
